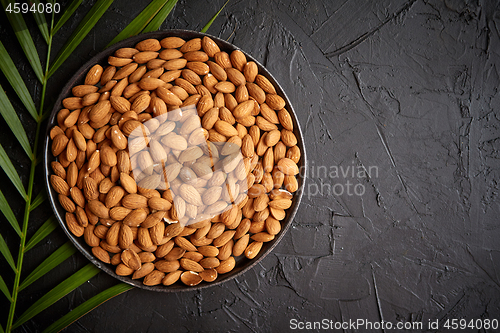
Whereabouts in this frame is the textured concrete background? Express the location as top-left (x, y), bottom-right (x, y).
top-left (1, 0), bottom-right (499, 332)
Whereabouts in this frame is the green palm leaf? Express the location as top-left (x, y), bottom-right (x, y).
top-left (142, 0), bottom-right (178, 33)
top-left (31, 0), bottom-right (50, 44)
top-left (106, 0), bottom-right (169, 47)
top-left (0, 41), bottom-right (38, 120)
top-left (0, 275), bottom-right (11, 300)
top-left (0, 0), bottom-right (44, 82)
top-left (47, 0), bottom-right (114, 78)
top-left (29, 191), bottom-right (46, 212)
top-left (0, 144), bottom-right (27, 199)
top-left (201, 0), bottom-right (230, 33)
top-left (52, 0), bottom-right (83, 35)
top-left (0, 233), bottom-right (16, 272)
top-left (0, 190), bottom-right (21, 236)
top-left (24, 216), bottom-right (58, 252)
top-left (0, 86), bottom-right (33, 159)
top-left (19, 242), bottom-right (76, 291)
top-left (42, 283), bottom-right (133, 333)
top-left (13, 264), bottom-right (100, 329)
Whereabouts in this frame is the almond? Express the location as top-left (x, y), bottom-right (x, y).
top-left (121, 248), bottom-right (141, 270)
top-left (132, 262), bottom-right (155, 279)
top-left (268, 198), bottom-right (292, 210)
top-left (278, 108), bottom-right (293, 130)
top-left (208, 61), bottom-right (227, 81)
top-left (201, 36), bottom-right (220, 57)
top-left (255, 74), bottom-right (276, 94)
top-left (139, 77), bottom-right (165, 90)
top-left (133, 51), bottom-right (159, 64)
top-left (232, 100), bottom-right (254, 119)
top-left (92, 246), bottom-right (111, 263)
top-left (265, 129), bottom-right (281, 146)
top-left (122, 193), bottom-right (148, 209)
top-left (143, 270), bottom-right (165, 285)
top-left (244, 241), bottom-right (263, 259)
top-left (119, 224), bottom-right (134, 249)
top-left (230, 50), bottom-right (246, 71)
top-left (162, 270), bottom-right (182, 285)
top-left (281, 129), bottom-right (297, 147)
top-left (232, 234), bottom-right (250, 256)
top-left (265, 94), bottom-right (286, 110)
top-left (50, 175), bottom-right (70, 196)
top-left (214, 120), bottom-right (238, 137)
top-left (260, 103), bottom-right (280, 124)
top-left (174, 236), bottom-right (197, 252)
top-left (156, 86), bottom-right (182, 106)
top-left (226, 68), bottom-right (246, 86)
top-left (243, 61), bottom-right (258, 82)
top-left (66, 212), bottom-right (84, 237)
top-left (180, 258), bottom-right (204, 272)
top-left (161, 36), bottom-right (185, 49)
top-left (89, 100), bottom-right (111, 123)
top-left (52, 134), bottom-right (69, 156)
top-left (180, 271), bottom-right (203, 286)
top-left (136, 38), bottom-right (161, 51)
top-left (216, 256), bottom-right (235, 274)
top-left (85, 64), bottom-right (103, 85)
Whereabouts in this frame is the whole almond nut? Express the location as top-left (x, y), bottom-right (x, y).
top-left (162, 270), bottom-right (182, 285)
top-left (59, 194), bottom-right (76, 212)
top-left (143, 270), bottom-right (165, 285)
top-left (232, 234), bottom-right (250, 256)
top-left (277, 158), bottom-right (299, 175)
top-left (214, 120), bottom-right (238, 137)
top-left (180, 38), bottom-right (201, 52)
top-left (226, 68), bottom-right (246, 86)
top-left (52, 134), bottom-right (69, 156)
top-left (115, 47), bottom-right (139, 58)
top-left (136, 38), bottom-right (161, 51)
top-left (265, 94), bottom-right (286, 110)
top-left (66, 212), bottom-right (84, 237)
top-left (251, 232), bottom-right (275, 242)
top-left (155, 259), bottom-right (180, 273)
top-left (216, 256), bottom-right (235, 274)
top-left (132, 262), bottom-right (155, 279)
top-left (108, 56), bottom-right (133, 67)
top-left (139, 77), bottom-right (165, 90)
top-left (92, 246), bottom-right (111, 263)
top-left (85, 64), bottom-right (103, 85)
top-left (243, 61), bottom-right (258, 82)
top-left (201, 36), bottom-right (220, 57)
top-left (174, 236), bottom-right (197, 252)
top-left (88, 200), bottom-right (109, 218)
top-left (50, 174), bottom-right (70, 196)
top-left (255, 74), bottom-right (276, 94)
top-left (268, 198), bottom-right (292, 210)
top-left (161, 36), bottom-right (185, 49)
top-left (133, 51), bottom-right (159, 64)
top-left (180, 271), bottom-right (203, 286)
top-left (72, 85), bottom-right (99, 97)
top-left (180, 258), bottom-right (204, 272)
top-left (122, 248), bottom-right (142, 270)
top-left (164, 58), bottom-right (188, 70)
top-left (230, 50), bottom-right (247, 71)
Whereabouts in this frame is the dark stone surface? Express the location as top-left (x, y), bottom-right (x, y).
top-left (1, 0), bottom-right (499, 332)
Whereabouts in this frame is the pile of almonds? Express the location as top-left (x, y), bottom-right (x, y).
top-left (49, 35), bottom-right (301, 287)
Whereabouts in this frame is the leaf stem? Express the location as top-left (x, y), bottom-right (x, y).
top-left (5, 15), bottom-right (55, 333)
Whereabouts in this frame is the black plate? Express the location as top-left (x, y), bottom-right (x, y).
top-left (44, 29), bottom-right (307, 292)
